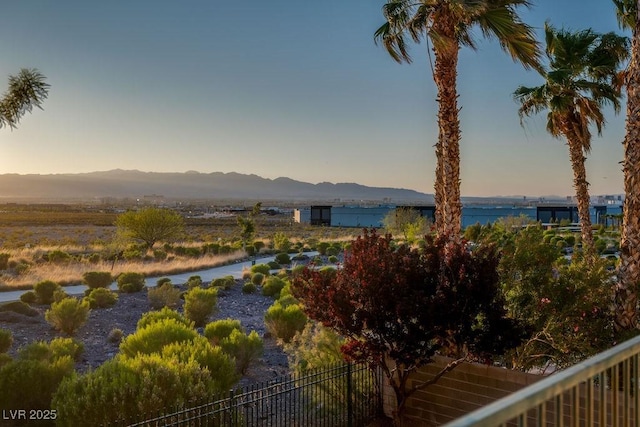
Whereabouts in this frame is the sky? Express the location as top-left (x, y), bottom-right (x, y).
top-left (0, 1), bottom-right (629, 198)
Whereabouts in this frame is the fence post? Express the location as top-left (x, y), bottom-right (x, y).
top-left (347, 362), bottom-right (353, 427)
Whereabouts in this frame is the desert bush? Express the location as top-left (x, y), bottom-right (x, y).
top-left (328, 255), bottom-right (339, 264)
top-left (45, 297), bottom-right (90, 336)
top-left (316, 242), bottom-right (330, 255)
top-left (242, 281), bottom-right (257, 294)
top-left (52, 354), bottom-right (224, 427)
top-left (0, 329), bottom-right (12, 353)
top-left (120, 318), bottom-right (198, 358)
top-left (87, 253), bottom-right (101, 264)
top-left (291, 264), bottom-right (306, 277)
top-left (48, 337), bottom-right (84, 362)
top-left (0, 253), bottom-right (10, 270)
top-left (14, 262), bottom-right (30, 275)
top-left (19, 290), bottom-right (37, 304)
top-left (264, 300), bottom-right (307, 343)
top-left (250, 263), bottom-right (271, 275)
top-left (267, 260), bottom-right (281, 269)
top-left (326, 246), bottom-right (339, 257)
top-left (253, 241), bottom-right (265, 252)
top-left (156, 277), bottom-right (172, 286)
top-left (262, 276), bottom-right (286, 298)
top-left (147, 282), bottom-right (181, 310)
top-left (186, 275), bottom-right (203, 289)
top-left (0, 300), bottom-right (38, 317)
top-left (137, 307), bottom-right (193, 330)
top-left (1, 356), bottom-right (75, 417)
top-left (274, 253), bottom-right (291, 265)
top-left (153, 249), bottom-right (168, 260)
top-left (107, 328), bottom-right (124, 344)
top-left (273, 232), bottom-right (291, 253)
top-left (220, 329), bottom-right (264, 374)
top-left (183, 287), bottom-right (218, 327)
top-left (0, 354), bottom-right (11, 368)
top-left (204, 318), bottom-right (242, 345)
top-left (284, 322), bottom-right (345, 373)
top-left (162, 336), bottom-right (238, 388)
top-left (86, 287), bottom-right (118, 309)
top-left (82, 271), bottom-right (113, 289)
top-left (251, 272), bottom-right (265, 286)
top-left (117, 272), bottom-right (146, 293)
top-left (34, 279), bottom-right (61, 304)
top-left (47, 249), bottom-right (72, 264)
top-left (211, 275), bottom-right (235, 290)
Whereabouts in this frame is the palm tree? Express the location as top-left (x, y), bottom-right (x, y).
top-left (613, 0), bottom-right (640, 331)
top-left (514, 23), bottom-right (628, 260)
top-left (375, 0), bottom-right (540, 239)
top-left (0, 68), bottom-right (49, 129)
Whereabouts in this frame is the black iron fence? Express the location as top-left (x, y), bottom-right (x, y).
top-left (113, 363), bottom-right (382, 427)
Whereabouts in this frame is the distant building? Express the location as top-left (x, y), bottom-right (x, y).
top-left (294, 204), bottom-right (614, 228)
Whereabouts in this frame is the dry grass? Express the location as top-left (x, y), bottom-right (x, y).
top-left (0, 251), bottom-right (246, 290)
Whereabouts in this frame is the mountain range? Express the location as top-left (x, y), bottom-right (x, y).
top-left (0, 169), bottom-right (433, 204)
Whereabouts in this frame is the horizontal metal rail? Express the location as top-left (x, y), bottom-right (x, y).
top-left (445, 334), bottom-right (640, 426)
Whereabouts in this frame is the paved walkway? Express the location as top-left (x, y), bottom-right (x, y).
top-left (0, 253), bottom-right (317, 303)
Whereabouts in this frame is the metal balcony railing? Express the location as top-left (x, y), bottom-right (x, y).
top-left (445, 334), bottom-right (640, 427)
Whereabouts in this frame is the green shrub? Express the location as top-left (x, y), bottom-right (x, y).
top-left (19, 290), bottom-right (37, 304)
top-left (117, 272), bottom-right (146, 293)
top-left (253, 241), bottom-right (265, 252)
top-left (87, 253), bottom-right (101, 264)
top-left (204, 318), bottom-right (242, 345)
top-left (85, 287), bottom-right (118, 309)
top-left (316, 242), bottom-right (330, 255)
top-left (211, 275), bottom-right (235, 290)
top-left (136, 307), bottom-right (193, 330)
top-left (262, 276), bottom-right (286, 298)
top-left (47, 250), bottom-right (72, 264)
top-left (153, 249), bottom-right (168, 260)
top-left (0, 253), bottom-right (10, 270)
top-left (251, 272), bottom-right (265, 286)
top-left (34, 279), bottom-right (61, 304)
top-left (284, 322), bottom-right (345, 373)
top-left (0, 301), bottom-right (38, 317)
top-left (108, 328), bottom-right (124, 344)
top-left (326, 246), bottom-right (339, 256)
top-left (264, 301), bottom-right (307, 343)
top-left (45, 298), bottom-right (90, 336)
top-left (183, 287), bottom-right (218, 327)
top-left (54, 288), bottom-right (70, 303)
top-left (156, 277), bottom-right (172, 286)
top-left (0, 329), bottom-right (12, 353)
top-left (251, 263), bottom-right (271, 275)
top-left (82, 271), bottom-right (113, 289)
top-left (48, 337), bottom-right (84, 362)
top-left (161, 336), bottom-right (238, 388)
top-left (147, 282), bottom-right (181, 310)
top-left (52, 354), bottom-right (225, 427)
top-left (328, 255), bottom-right (339, 264)
top-left (274, 253), bottom-right (291, 265)
top-left (186, 275), bottom-right (203, 289)
top-left (242, 281), bottom-right (257, 294)
top-left (1, 356), bottom-right (75, 417)
top-left (120, 318), bottom-right (198, 358)
top-left (291, 264), bottom-right (306, 277)
top-left (220, 329), bottom-right (264, 375)
top-left (0, 354), bottom-right (11, 368)
top-left (267, 260), bottom-right (281, 269)
top-left (273, 232), bottom-right (291, 253)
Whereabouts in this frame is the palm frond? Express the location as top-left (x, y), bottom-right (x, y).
top-left (612, 0), bottom-right (636, 30)
top-left (0, 68), bottom-right (50, 130)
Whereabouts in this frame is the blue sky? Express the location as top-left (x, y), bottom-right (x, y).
top-left (0, 1), bottom-right (627, 197)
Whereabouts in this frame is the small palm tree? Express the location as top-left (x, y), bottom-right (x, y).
top-left (375, 0), bottom-right (540, 239)
top-left (514, 23), bottom-right (628, 260)
top-left (613, 0), bottom-right (640, 332)
top-left (0, 68), bottom-right (49, 129)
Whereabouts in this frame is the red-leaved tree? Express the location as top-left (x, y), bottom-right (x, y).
top-left (291, 229), bottom-right (523, 421)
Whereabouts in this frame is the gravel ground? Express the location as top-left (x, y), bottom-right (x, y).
top-left (0, 280), bottom-right (291, 386)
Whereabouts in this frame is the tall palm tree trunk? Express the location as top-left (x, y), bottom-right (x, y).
top-left (618, 5), bottom-right (640, 331)
top-left (433, 13), bottom-right (462, 239)
top-left (565, 134), bottom-right (595, 260)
